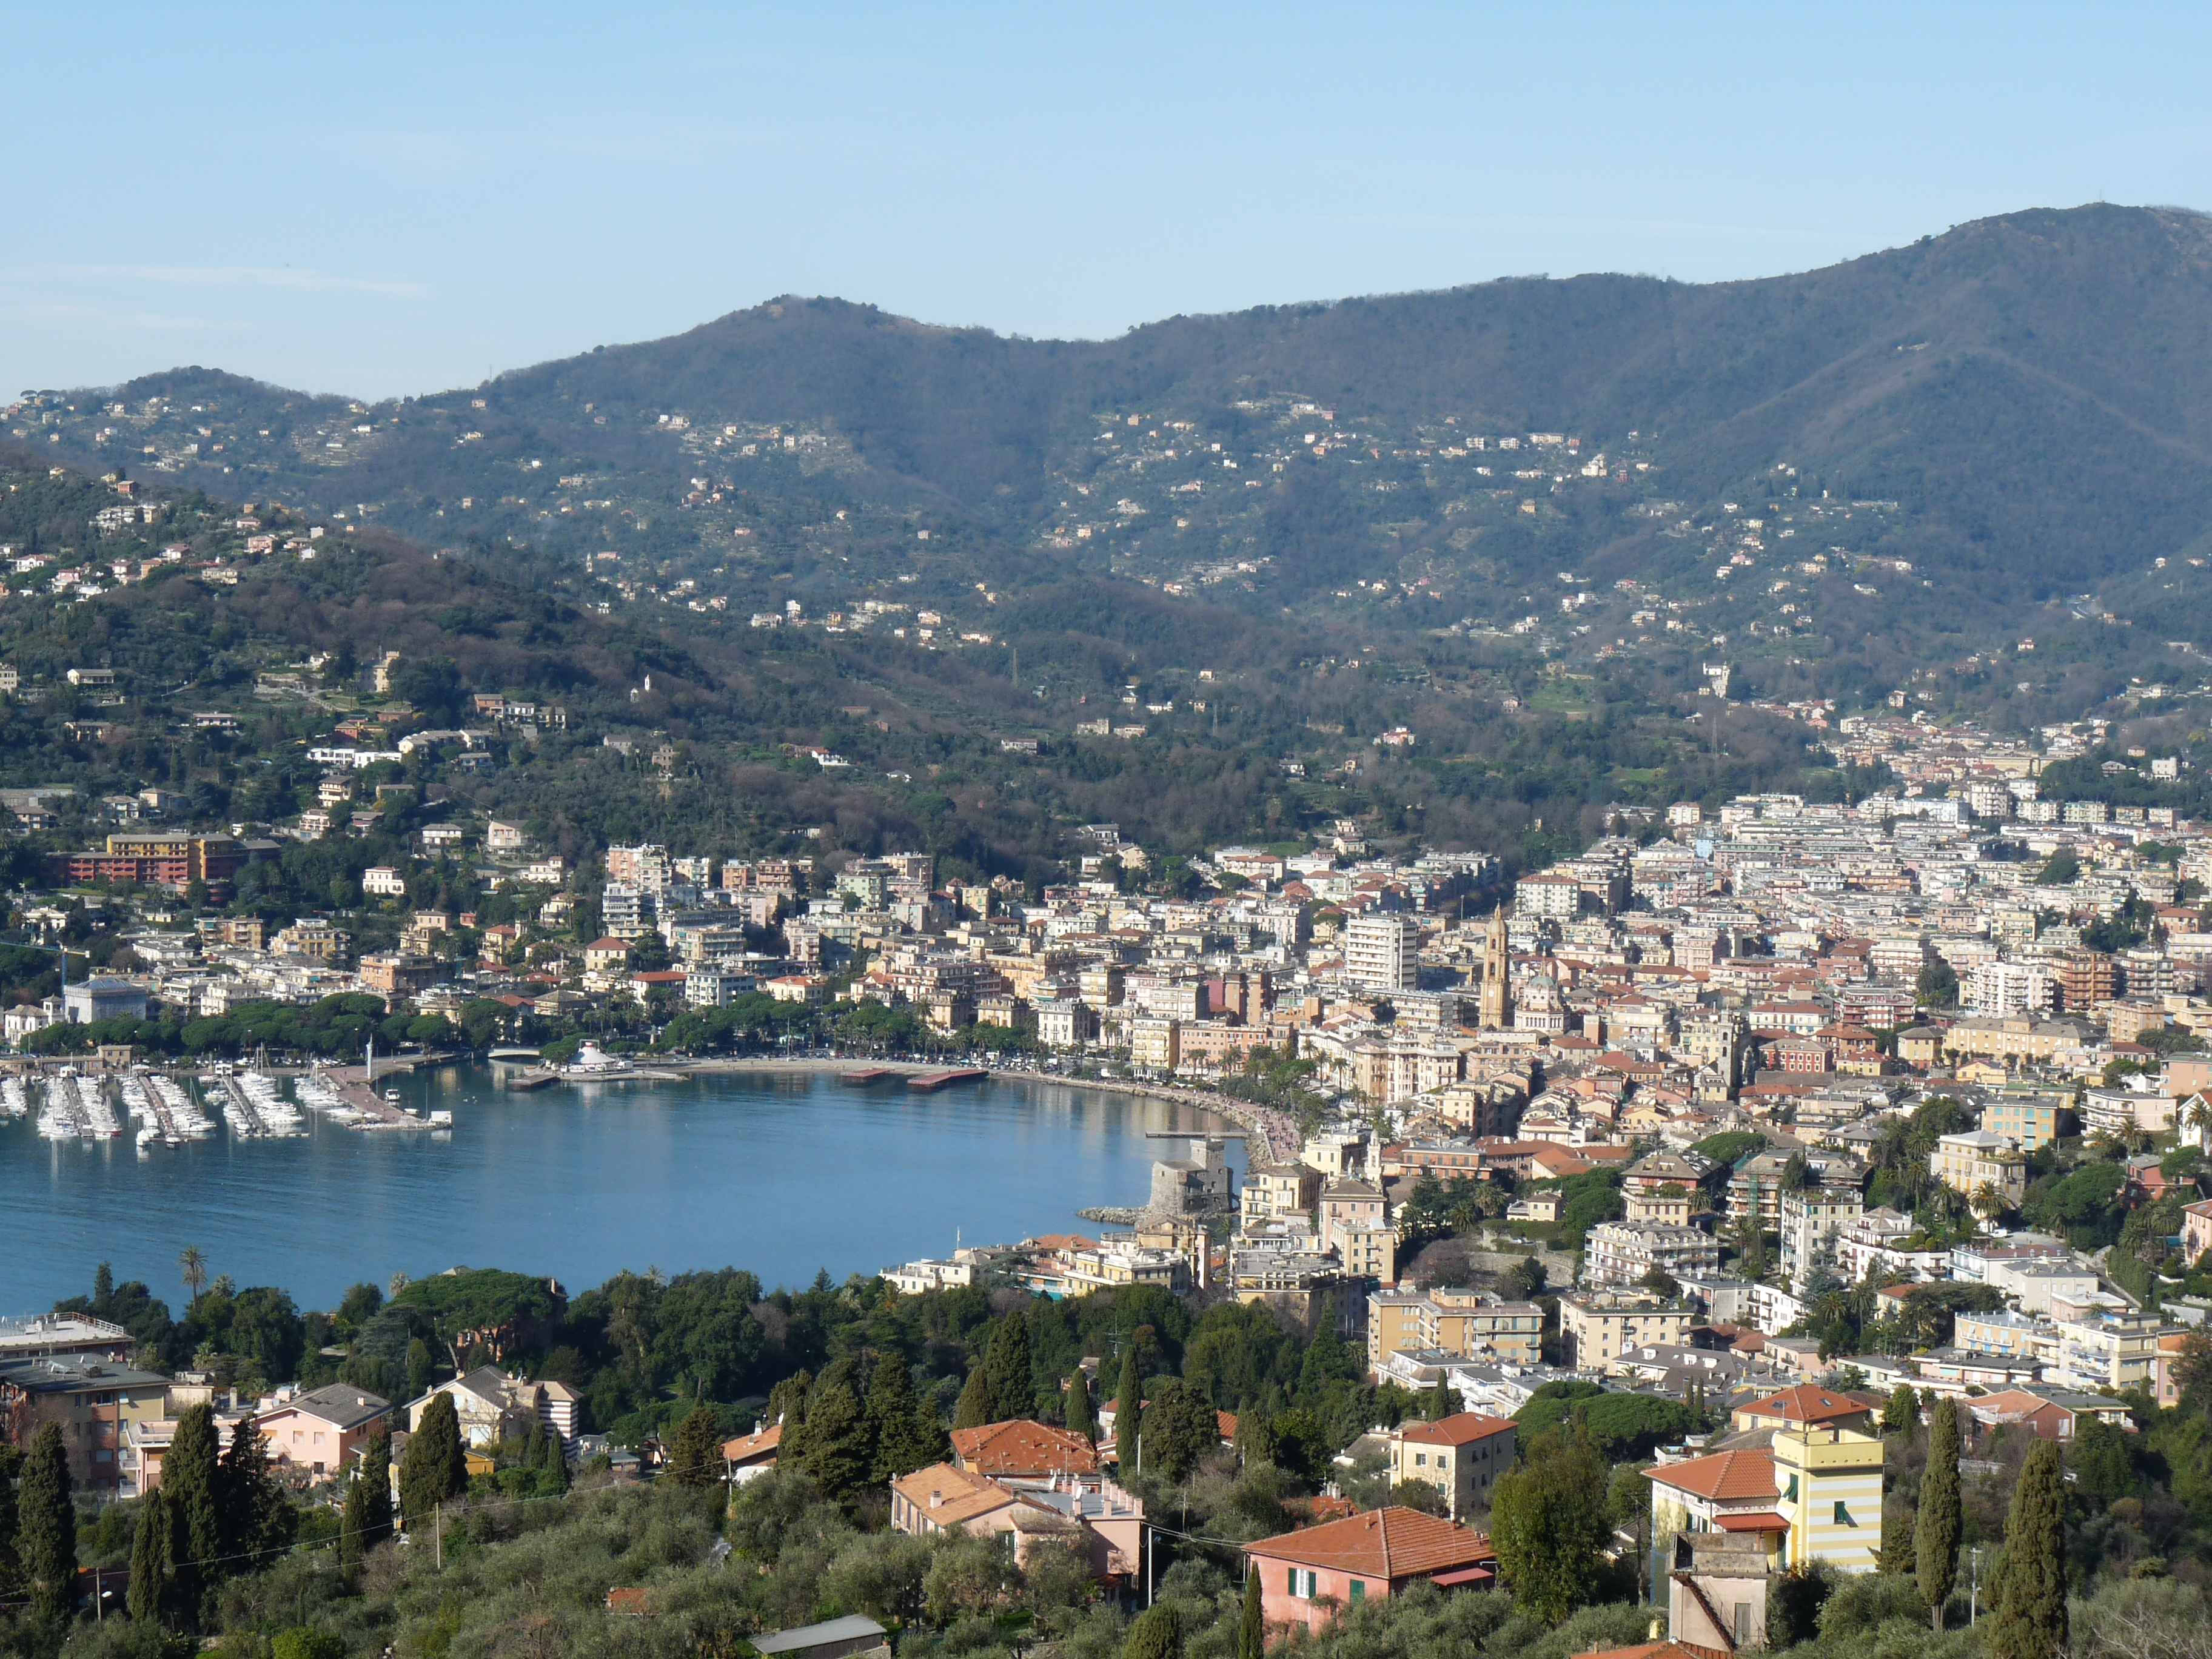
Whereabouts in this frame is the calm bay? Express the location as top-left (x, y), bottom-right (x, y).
top-left (0, 1066), bottom-right (1240, 1315)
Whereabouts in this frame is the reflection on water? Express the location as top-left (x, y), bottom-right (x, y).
top-left (0, 1067), bottom-right (1239, 1313)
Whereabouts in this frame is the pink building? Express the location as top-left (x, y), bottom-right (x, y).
top-left (1244, 1506), bottom-right (1496, 1641)
top-left (253, 1384), bottom-right (393, 1478)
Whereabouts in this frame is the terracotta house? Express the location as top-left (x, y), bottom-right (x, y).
top-left (889, 1460), bottom-right (1145, 1583)
top-left (949, 1419), bottom-right (1101, 1480)
top-left (721, 1421), bottom-right (783, 1484)
top-left (1243, 1506), bottom-right (1496, 1639)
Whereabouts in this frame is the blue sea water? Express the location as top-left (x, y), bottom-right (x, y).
top-left (0, 1067), bottom-right (1239, 1315)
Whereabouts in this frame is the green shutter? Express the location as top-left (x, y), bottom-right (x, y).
top-left (1349, 1579), bottom-right (1365, 1601)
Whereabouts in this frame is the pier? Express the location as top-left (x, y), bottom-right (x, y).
top-left (210, 1073), bottom-right (269, 1136)
top-left (841, 1067), bottom-right (897, 1085)
top-left (323, 1067), bottom-right (438, 1130)
top-left (905, 1068), bottom-right (987, 1093)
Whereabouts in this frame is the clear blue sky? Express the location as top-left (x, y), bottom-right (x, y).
top-left (8, 1), bottom-right (2210, 399)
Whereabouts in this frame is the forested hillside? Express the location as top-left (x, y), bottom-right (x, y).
top-left (0, 454), bottom-right (1862, 880)
top-left (26, 205), bottom-right (2212, 633)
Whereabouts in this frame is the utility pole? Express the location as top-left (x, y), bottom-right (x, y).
top-left (435, 1501), bottom-right (443, 1570)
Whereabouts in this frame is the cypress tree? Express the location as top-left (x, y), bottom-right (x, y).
top-left (1123, 1601), bottom-right (1182, 1659)
top-left (953, 1365), bottom-right (994, 1430)
top-left (766, 1369), bottom-right (813, 1462)
top-left (865, 1352), bottom-right (912, 1455)
top-left (1917, 1396), bottom-right (1962, 1630)
top-left (128, 1488), bottom-right (172, 1623)
top-left (405, 1338), bottom-right (433, 1400)
top-left (868, 1353), bottom-right (942, 1481)
top-left (0, 1441), bottom-right (20, 1589)
top-left (983, 1313), bottom-right (1034, 1422)
top-left (398, 1392), bottom-right (469, 1528)
top-left (1234, 1407), bottom-right (1277, 1470)
top-left (220, 1415), bottom-right (295, 1566)
top-left (797, 1377), bottom-right (874, 1503)
top-left (1114, 1347), bottom-right (1143, 1472)
top-left (1064, 1367), bottom-right (1097, 1442)
top-left (668, 1405), bottom-right (723, 1488)
top-left (1238, 1568), bottom-right (1265, 1659)
top-left (538, 1426), bottom-right (569, 1493)
top-left (1425, 1377), bottom-right (1456, 1421)
top-left (167, 1403), bottom-right (225, 1617)
top-left (1144, 1381), bottom-right (1221, 1483)
top-left (338, 1468), bottom-right (366, 1575)
top-left (1986, 1438), bottom-right (2067, 1659)
top-left (903, 1396), bottom-right (949, 1473)
top-left (18, 1423), bottom-right (76, 1620)
top-left (355, 1429), bottom-right (394, 1550)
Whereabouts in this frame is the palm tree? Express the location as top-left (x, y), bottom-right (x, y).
top-left (179, 1245), bottom-right (207, 1312)
top-left (1971, 1182), bottom-right (2006, 1225)
top-left (2181, 1093), bottom-right (2212, 1149)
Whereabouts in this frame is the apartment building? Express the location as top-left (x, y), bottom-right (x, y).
top-left (2052, 1309), bottom-right (2173, 1393)
top-left (1979, 1094), bottom-right (2068, 1151)
top-left (1366, 1288), bottom-right (1543, 1375)
top-left (1387, 1413), bottom-right (1518, 1519)
top-left (0, 1356), bottom-right (173, 1492)
top-left (1581, 1221), bottom-right (1721, 1290)
top-left (1558, 1292), bottom-right (1692, 1373)
top-left (1342, 914), bottom-right (1418, 993)
top-left (1778, 1185), bottom-right (1863, 1293)
top-left (1928, 1130), bottom-right (2028, 1208)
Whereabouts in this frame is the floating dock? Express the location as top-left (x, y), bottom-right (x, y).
top-left (326, 1068), bottom-right (438, 1130)
top-left (842, 1067), bottom-right (897, 1085)
top-left (221, 1077), bottom-right (263, 1134)
top-left (905, 1068), bottom-right (987, 1093)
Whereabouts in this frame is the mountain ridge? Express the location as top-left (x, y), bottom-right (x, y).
top-left (26, 201), bottom-right (2212, 682)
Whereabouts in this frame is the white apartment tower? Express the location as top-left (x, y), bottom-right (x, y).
top-left (1344, 914), bottom-right (1419, 994)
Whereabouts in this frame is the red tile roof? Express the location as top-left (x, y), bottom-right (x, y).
top-left (1643, 1448), bottom-right (1777, 1503)
top-left (950, 1419), bottom-right (1101, 1478)
top-left (1244, 1506), bottom-right (1496, 1579)
top-left (720, 1423), bottom-right (781, 1464)
top-left (1735, 1384), bottom-right (1870, 1426)
top-left (1399, 1412), bottom-right (1517, 1448)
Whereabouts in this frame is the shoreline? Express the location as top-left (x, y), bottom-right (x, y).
top-left (671, 1053), bottom-right (1298, 1161)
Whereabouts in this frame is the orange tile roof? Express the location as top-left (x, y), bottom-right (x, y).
top-left (1736, 1384), bottom-right (1869, 1426)
top-left (720, 1423), bottom-right (781, 1463)
top-left (1643, 1448), bottom-right (1777, 1503)
top-left (891, 1461), bottom-right (1023, 1528)
top-left (1244, 1506), bottom-right (1496, 1579)
top-left (950, 1419), bottom-right (1101, 1478)
top-left (1399, 1412), bottom-right (1517, 1448)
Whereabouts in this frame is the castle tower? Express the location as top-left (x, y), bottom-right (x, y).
top-left (1479, 905), bottom-right (1513, 1030)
